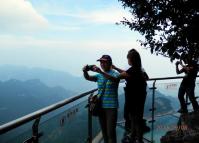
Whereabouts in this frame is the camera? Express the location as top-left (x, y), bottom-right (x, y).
top-left (85, 65), bottom-right (96, 71)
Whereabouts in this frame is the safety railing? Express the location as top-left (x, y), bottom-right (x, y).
top-left (0, 76), bottom-right (199, 143)
top-left (0, 89), bottom-right (99, 143)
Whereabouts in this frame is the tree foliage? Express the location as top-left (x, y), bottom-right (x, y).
top-left (119, 0), bottom-right (199, 61)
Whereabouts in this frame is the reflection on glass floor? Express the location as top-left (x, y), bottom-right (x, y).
top-left (99, 112), bottom-right (181, 143)
top-left (96, 98), bottom-right (199, 143)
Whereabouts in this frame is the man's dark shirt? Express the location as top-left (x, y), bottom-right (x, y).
top-left (182, 61), bottom-right (198, 86)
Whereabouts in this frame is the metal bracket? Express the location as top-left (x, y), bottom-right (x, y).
top-left (23, 117), bottom-right (43, 143)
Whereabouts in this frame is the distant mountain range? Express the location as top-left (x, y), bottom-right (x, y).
top-left (0, 79), bottom-right (75, 125)
top-left (0, 65), bottom-right (95, 93)
top-left (144, 88), bottom-right (178, 117)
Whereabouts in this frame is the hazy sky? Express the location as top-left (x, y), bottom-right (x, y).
top-left (0, 0), bottom-right (177, 78)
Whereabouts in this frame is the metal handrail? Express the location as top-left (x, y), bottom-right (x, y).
top-left (0, 88), bottom-right (97, 134)
top-left (148, 75), bottom-right (199, 81)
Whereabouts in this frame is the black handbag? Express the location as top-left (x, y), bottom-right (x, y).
top-left (89, 95), bottom-right (102, 116)
top-left (89, 80), bottom-right (107, 116)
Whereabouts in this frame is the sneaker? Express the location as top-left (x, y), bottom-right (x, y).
top-left (177, 108), bottom-right (188, 114)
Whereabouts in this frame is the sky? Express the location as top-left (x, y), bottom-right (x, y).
top-left (0, 0), bottom-right (177, 78)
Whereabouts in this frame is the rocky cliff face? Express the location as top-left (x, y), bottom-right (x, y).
top-left (161, 112), bottom-right (199, 143)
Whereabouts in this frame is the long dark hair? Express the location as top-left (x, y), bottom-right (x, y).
top-left (127, 49), bottom-right (142, 70)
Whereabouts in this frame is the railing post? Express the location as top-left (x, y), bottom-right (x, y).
top-left (149, 80), bottom-right (156, 143)
top-left (23, 117), bottom-right (43, 143)
top-left (87, 93), bottom-right (94, 143)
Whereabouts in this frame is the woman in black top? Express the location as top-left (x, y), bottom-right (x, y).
top-left (113, 49), bottom-right (148, 143)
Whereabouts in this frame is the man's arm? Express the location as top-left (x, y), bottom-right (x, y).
top-left (176, 62), bottom-right (184, 74)
top-left (83, 66), bottom-right (97, 82)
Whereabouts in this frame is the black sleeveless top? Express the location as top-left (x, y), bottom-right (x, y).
top-left (125, 67), bottom-right (147, 94)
